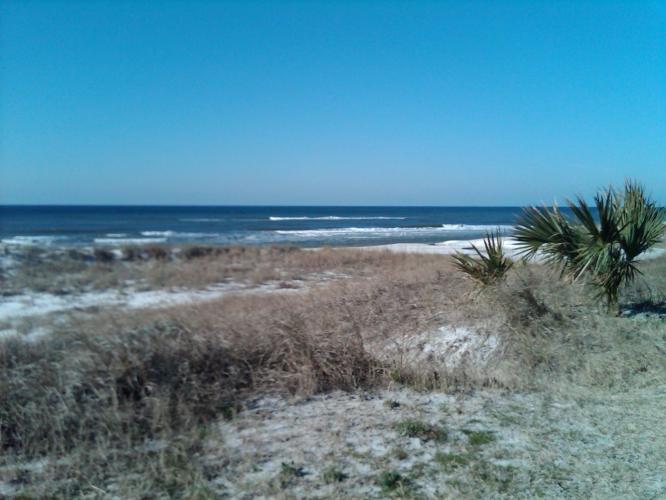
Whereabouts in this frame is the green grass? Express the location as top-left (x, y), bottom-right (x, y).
top-left (395, 419), bottom-right (447, 442)
top-left (322, 466), bottom-right (348, 484)
top-left (376, 471), bottom-right (411, 494)
top-left (472, 461), bottom-right (516, 492)
top-left (278, 462), bottom-right (307, 489)
top-left (462, 429), bottom-right (495, 446)
top-left (434, 451), bottom-right (469, 470)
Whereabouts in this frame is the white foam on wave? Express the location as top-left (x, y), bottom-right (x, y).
top-left (269, 216), bottom-right (407, 221)
top-left (94, 237), bottom-right (167, 245)
top-left (440, 224), bottom-right (514, 231)
top-left (1, 236), bottom-right (66, 246)
top-left (141, 231), bottom-right (175, 237)
top-left (105, 233), bottom-right (128, 238)
top-left (171, 232), bottom-right (220, 238)
top-left (141, 231), bottom-right (219, 239)
top-left (180, 218), bottom-right (222, 222)
top-left (363, 238), bottom-right (525, 256)
top-left (274, 225), bottom-right (514, 238)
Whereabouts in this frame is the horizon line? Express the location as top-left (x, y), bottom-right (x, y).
top-left (0, 203), bottom-right (566, 208)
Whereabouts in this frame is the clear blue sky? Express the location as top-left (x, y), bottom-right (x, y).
top-left (1, 1), bottom-right (664, 205)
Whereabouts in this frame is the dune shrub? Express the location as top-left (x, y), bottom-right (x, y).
top-left (514, 180), bottom-right (664, 313)
top-left (451, 229), bottom-right (513, 286)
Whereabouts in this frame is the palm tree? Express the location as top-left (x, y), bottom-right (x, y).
top-left (451, 229), bottom-right (513, 286)
top-left (514, 180), bottom-right (664, 314)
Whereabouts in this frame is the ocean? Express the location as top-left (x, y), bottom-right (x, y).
top-left (0, 206), bottom-right (526, 248)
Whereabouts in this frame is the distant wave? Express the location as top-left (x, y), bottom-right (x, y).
top-left (179, 218), bottom-right (222, 222)
top-left (94, 237), bottom-right (167, 245)
top-left (275, 224), bottom-right (513, 238)
top-left (269, 216), bottom-right (407, 221)
top-left (1, 236), bottom-right (67, 246)
top-left (141, 231), bottom-right (219, 238)
top-left (105, 233), bottom-right (128, 238)
top-left (440, 224), bottom-right (514, 231)
top-left (141, 231), bottom-right (175, 237)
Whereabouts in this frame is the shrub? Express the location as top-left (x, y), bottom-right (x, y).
top-left (93, 247), bottom-right (116, 262)
top-left (182, 245), bottom-right (217, 260)
top-left (144, 245), bottom-right (170, 260)
top-left (451, 229), bottom-right (513, 286)
top-left (0, 303), bottom-right (380, 457)
top-left (514, 180), bottom-right (664, 313)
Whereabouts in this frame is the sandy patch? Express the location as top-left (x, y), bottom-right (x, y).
top-left (379, 325), bottom-right (500, 368)
top-left (361, 237), bottom-right (666, 261)
top-left (208, 385), bottom-right (666, 498)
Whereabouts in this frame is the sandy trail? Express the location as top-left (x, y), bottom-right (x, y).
top-left (212, 385), bottom-right (666, 498)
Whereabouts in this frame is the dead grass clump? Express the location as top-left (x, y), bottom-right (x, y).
top-left (7, 244), bottom-right (459, 293)
top-left (144, 245), bottom-right (170, 260)
top-left (6, 253), bottom-right (91, 293)
top-left (0, 251), bottom-right (465, 460)
top-left (182, 245), bottom-right (218, 260)
top-left (464, 256), bottom-right (666, 391)
top-left (494, 265), bottom-right (573, 332)
top-left (0, 297), bottom-right (380, 459)
top-left (121, 245), bottom-right (171, 261)
top-left (5, 247), bottom-right (666, 495)
top-left (93, 248), bottom-right (116, 263)
top-left (121, 246), bottom-right (141, 261)
top-left (67, 248), bottom-right (93, 262)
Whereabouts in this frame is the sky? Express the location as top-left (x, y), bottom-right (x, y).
top-left (1, 1), bottom-right (665, 206)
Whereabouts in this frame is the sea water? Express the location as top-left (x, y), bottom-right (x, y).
top-left (0, 206), bottom-right (526, 247)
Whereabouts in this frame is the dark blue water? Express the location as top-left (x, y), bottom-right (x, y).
top-left (0, 206), bottom-right (526, 247)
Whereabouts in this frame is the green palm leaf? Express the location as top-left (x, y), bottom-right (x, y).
top-left (451, 229), bottom-right (513, 286)
top-left (513, 180), bottom-right (665, 313)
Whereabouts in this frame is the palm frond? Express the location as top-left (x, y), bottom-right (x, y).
top-left (514, 203), bottom-right (581, 272)
top-left (617, 180), bottom-right (665, 260)
top-left (451, 229), bottom-right (513, 286)
top-left (513, 180), bottom-right (664, 313)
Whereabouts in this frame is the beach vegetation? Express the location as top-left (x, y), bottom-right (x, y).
top-left (514, 180), bottom-right (665, 313)
top-left (395, 419), bottom-right (447, 442)
top-left (393, 446), bottom-right (409, 460)
top-left (376, 470), bottom-right (411, 494)
top-left (462, 429), bottom-right (495, 446)
top-left (451, 229), bottom-right (513, 286)
top-left (2, 243), bottom-right (666, 495)
top-left (322, 466), bottom-right (348, 483)
top-left (433, 451), bottom-right (469, 470)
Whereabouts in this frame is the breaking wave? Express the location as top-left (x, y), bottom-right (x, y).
top-left (269, 216), bottom-right (407, 221)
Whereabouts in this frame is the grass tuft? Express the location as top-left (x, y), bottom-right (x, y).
top-left (322, 466), bottom-right (348, 484)
top-left (376, 470), bottom-right (410, 493)
top-left (434, 451), bottom-right (469, 470)
top-left (462, 429), bottom-right (495, 446)
top-left (395, 419), bottom-right (447, 442)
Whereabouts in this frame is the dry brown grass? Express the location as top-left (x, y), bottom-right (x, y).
top-left (5, 244), bottom-right (457, 293)
top-left (2, 245), bottom-right (666, 496)
top-left (1, 250), bottom-right (463, 453)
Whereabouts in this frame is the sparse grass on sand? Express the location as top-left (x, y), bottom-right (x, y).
top-left (1, 244), bottom-right (666, 497)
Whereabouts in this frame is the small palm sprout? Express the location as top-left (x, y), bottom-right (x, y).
top-left (514, 180), bottom-right (665, 314)
top-left (451, 229), bottom-right (513, 286)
